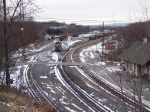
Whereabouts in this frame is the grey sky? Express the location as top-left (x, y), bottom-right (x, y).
top-left (35, 0), bottom-right (150, 25)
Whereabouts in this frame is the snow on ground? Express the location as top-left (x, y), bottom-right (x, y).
top-left (1, 39), bottom-right (61, 88)
top-left (40, 76), bottom-right (47, 78)
top-left (79, 37), bottom-right (150, 109)
top-left (65, 39), bottom-right (81, 46)
top-left (8, 38), bottom-right (149, 110)
top-left (3, 37), bottom-right (150, 110)
top-left (62, 39), bottom-right (81, 50)
top-left (12, 41), bottom-right (52, 58)
top-left (79, 42), bottom-right (123, 90)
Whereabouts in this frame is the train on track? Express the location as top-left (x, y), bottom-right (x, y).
top-left (55, 41), bottom-right (62, 52)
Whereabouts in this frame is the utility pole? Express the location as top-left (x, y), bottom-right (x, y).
top-left (3, 0), bottom-right (10, 86)
top-left (102, 22), bottom-right (104, 61)
top-left (102, 21), bottom-right (104, 61)
top-left (20, 0), bottom-right (26, 60)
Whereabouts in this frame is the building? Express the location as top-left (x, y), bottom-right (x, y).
top-left (118, 39), bottom-right (150, 77)
top-left (44, 34), bottom-right (51, 40)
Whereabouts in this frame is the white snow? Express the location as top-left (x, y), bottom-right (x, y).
top-left (1, 37), bottom-right (150, 111)
top-left (40, 76), bottom-right (47, 78)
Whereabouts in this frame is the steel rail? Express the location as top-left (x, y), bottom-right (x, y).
top-left (72, 38), bottom-right (150, 112)
top-left (24, 55), bottom-right (63, 112)
top-left (59, 38), bottom-right (113, 111)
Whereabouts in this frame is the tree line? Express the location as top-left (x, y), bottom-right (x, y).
top-left (117, 21), bottom-right (150, 47)
top-left (0, 0), bottom-right (44, 86)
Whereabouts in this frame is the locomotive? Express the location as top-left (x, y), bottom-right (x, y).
top-left (55, 41), bottom-right (62, 52)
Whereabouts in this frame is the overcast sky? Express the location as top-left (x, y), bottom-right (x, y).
top-left (35, 0), bottom-right (150, 25)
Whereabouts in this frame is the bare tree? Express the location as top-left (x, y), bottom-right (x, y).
top-left (111, 1), bottom-right (150, 111)
top-left (1, 0), bottom-right (41, 86)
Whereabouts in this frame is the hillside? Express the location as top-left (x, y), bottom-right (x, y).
top-left (0, 86), bottom-right (55, 112)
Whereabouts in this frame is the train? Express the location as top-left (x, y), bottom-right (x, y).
top-left (59, 34), bottom-right (73, 41)
top-left (55, 41), bottom-right (62, 52)
top-left (86, 30), bottom-right (115, 40)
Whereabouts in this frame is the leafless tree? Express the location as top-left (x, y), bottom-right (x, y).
top-left (0, 0), bottom-right (41, 86)
top-left (108, 1), bottom-right (150, 111)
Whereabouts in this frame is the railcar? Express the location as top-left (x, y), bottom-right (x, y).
top-left (55, 41), bottom-right (62, 52)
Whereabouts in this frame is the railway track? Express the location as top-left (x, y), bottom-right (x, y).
top-left (78, 66), bottom-right (150, 111)
top-left (57, 65), bottom-right (111, 112)
top-left (56, 51), bottom-right (108, 111)
top-left (24, 56), bottom-right (63, 112)
top-left (56, 38), bottom-right (115, 111)
top-left (68, 38), bottom-right (150, 112)
top-left (22, 37), bottom-right (150, 111)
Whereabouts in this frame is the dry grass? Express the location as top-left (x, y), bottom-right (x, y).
top-left (0, 85), bottom-right (56, 112)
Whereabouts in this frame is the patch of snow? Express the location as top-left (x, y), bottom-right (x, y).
top-left (65, 106), bottom-right (77, 112)
top-left (52, 52), bottom-right (59, 62)
top-left (86, 83), bottom-right (99, 91)
top-left (50, 89), bottom-right (56, 94)
top-left (71, 103), bottom-right (85, 111)
top-left (40, 76), bottom-right (47, 78)
top-left (143, 88), bottom-right (149, 91)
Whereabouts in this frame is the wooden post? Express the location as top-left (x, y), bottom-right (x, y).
top-left (102, 22), bottom-right (104, 61)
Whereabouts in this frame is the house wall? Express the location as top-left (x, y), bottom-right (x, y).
top-left (144, 66), bottom-right (147, 75)
top-left (134, 63), bottom-right (138, 76)
top-left (132, 63), bottom-right (134, 71)
top-left (126, 61), bottom-right (139, 76)
top-left (144, 65), bottom-right (150, 76)
top-left (122, 60), bottom-right (150, 76)
top-left (120, 59), bottom-right (150, 79)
